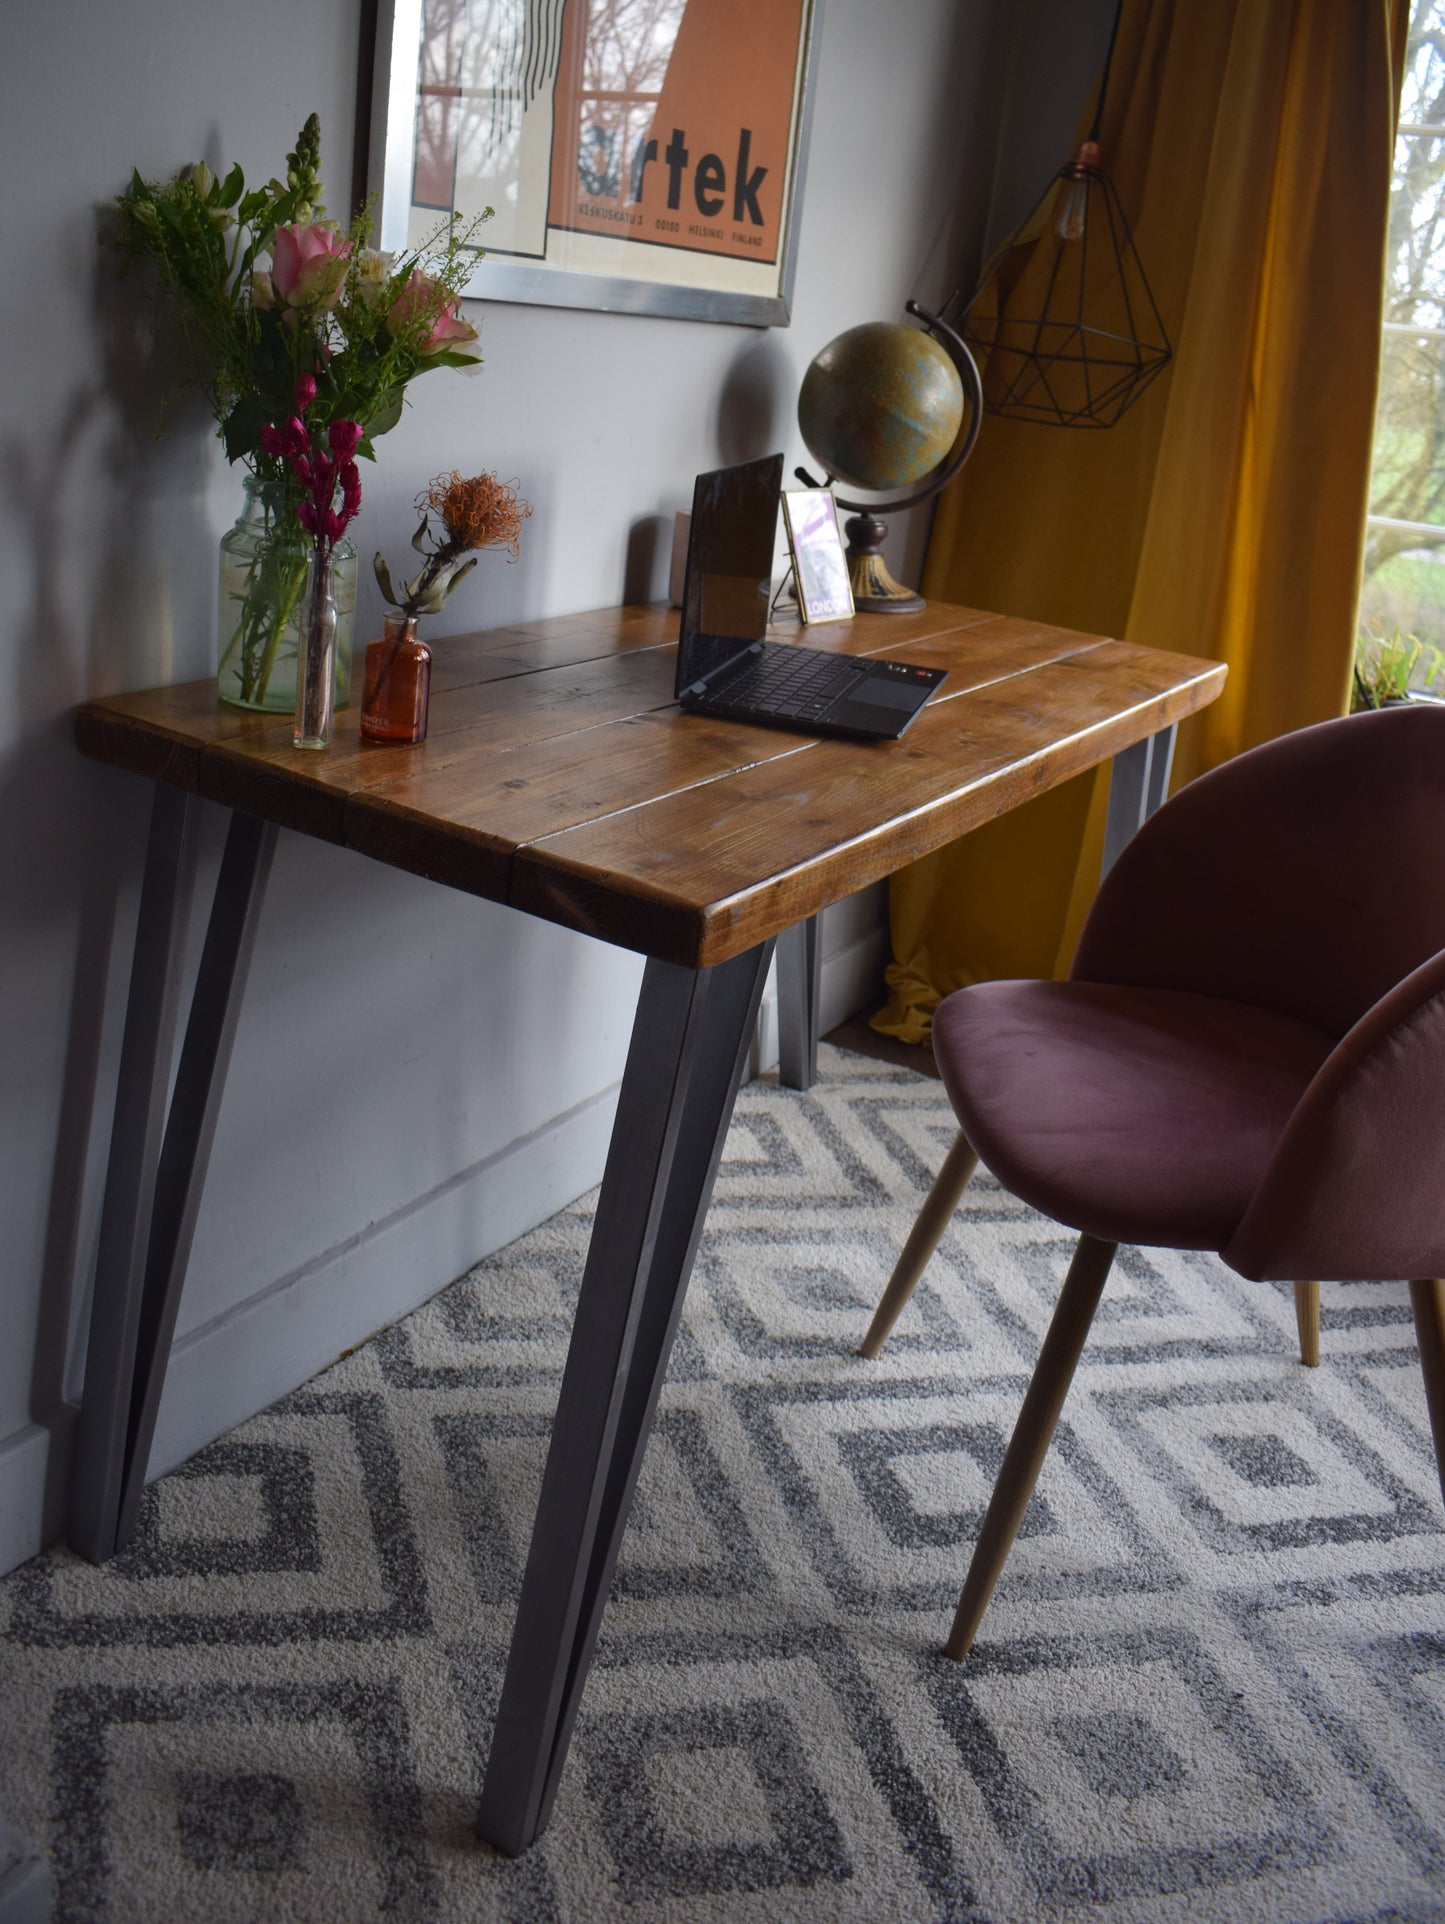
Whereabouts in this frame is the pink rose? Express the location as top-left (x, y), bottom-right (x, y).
top-left (271, 223), bottom-right (350, 311)
top-left (386, 270), bottom-right (479, 355)
top-left (423, 305), bottom-right (479, 355)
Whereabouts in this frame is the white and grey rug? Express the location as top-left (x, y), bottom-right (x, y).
top-left (4, 1043), bottom-right (1444, 1923)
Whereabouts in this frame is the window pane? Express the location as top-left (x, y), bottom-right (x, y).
top-left (1358, 539), bottom-right (1445, 654)
top-left (1359, 6), bottom-right (1445, 662)
top-left (1399, 6), bottom-right (1445, 131)
top-left (1367, 327), bottom-right (1445, 526)
top-left (1388, 131), bottom-right (1445, 329)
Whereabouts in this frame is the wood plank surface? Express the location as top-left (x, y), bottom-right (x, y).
top-left (74, 601), bottom-right (1226, 965)
top-left (338, 611), bottom-right (1115, 892)
top-left (511, 640), bottom-right (1225, 963)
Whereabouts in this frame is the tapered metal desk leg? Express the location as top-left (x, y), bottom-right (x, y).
top-left (776, 914), bottom-right (822, 1090)
top-left (68, 788), bottom-right (197, 1562)
top-left (115, 812), bottom-right (278, 1545)
top-left (69, 801), bottom-right (277, 1562)
top-left (1101, 725), bottom-right (1176, 876)
top-left (477, 939), bottom-right (774, 1856)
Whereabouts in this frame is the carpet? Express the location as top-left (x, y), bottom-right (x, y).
top-left (3, 1043), bottom-right (1444, 1923)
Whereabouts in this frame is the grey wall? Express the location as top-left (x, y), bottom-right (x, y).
top-left (0, 0), bottom-right (998, 1571)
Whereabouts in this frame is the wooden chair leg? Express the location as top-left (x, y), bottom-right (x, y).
top-left (946, 1233), bottom-right (1118, 1661)
top-left (860, 1131), bottom-right (979, 1359)
top-left (1409, 1278), bottom-right (1445, 1511)
top-left (1294, 1280), bottom-right (1320, 1367)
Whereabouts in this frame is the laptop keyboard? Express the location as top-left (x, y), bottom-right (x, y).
top-left (703, 643), bottom-right (868, 721)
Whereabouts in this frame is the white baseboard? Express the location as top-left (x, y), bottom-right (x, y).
top-left (0, 1425), bottom-right (61, 1578)
top-left (818, 918), bottom-right (890, 1035)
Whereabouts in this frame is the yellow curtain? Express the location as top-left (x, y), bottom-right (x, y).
top-left (875, 0), bottom-right (1409, 1045)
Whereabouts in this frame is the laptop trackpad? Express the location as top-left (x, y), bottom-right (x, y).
top-left (830, 680), bottom-right (934, 738)
top-left (854, 678), bottom-right (931, 710)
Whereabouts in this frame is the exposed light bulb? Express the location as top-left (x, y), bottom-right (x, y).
top-left (1054, 140), bottom-right (1101, 242)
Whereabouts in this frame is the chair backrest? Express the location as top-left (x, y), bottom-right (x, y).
top-left (1072, 705), bottom-right (1445, 1038)
top-left (1222, 943), bottom-right (1445, 1281)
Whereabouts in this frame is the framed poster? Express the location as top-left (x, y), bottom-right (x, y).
top-left (368, 0), bottom-right (822, 326)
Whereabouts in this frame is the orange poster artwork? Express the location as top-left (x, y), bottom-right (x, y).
top-left (547, 0), bottom-right (805, 264)
top-left (380, 0), bottom-right (819, 325)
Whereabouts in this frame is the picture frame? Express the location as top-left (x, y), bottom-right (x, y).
top-left (368, 0), bottom-right (822, 328)
top-left (781, 488), bottom-right (854, 624)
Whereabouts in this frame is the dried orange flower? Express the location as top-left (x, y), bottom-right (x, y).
top-left (376, 467), bottom-right (534, 615)
top-left (420, 469), bottom-right (533, 560)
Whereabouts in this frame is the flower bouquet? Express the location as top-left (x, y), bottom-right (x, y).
top-left (117, 115), bottom-right (487, 711)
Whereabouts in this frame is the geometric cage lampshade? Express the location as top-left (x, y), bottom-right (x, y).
top-left (957, 138), bottom-right (1172, 429)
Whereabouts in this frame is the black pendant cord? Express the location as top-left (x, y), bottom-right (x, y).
top-left (1088, 0), bottom-right (1127, 145)
top-left (936, 0), bottom-right (1127, 327)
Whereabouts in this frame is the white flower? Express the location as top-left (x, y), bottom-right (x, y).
top-left (354, 247), bottom-right (394, 309)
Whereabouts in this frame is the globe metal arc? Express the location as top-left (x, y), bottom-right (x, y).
top-left (794, 300), bottom-right (984, 611)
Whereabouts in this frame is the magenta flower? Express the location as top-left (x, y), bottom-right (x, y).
top-left (272, 223), bottom-right (350, 311)
top-left (262, 391), bottom-right (363, 551)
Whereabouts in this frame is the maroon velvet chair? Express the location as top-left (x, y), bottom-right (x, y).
top-left (860, 705), bottom-right (1445, 1660)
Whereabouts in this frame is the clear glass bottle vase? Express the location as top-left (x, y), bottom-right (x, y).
top-left (217, 476), bottom-right (355, 712)
top-left (294, 549), bottom-right (338, 750)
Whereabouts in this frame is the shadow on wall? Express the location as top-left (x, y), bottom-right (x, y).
top-left (715, 335), bottom-right (791, 467)
top-left (623, 515), bottom-right (671, 603)
top-left (90, 206), bottom-right (219, 695)
top-left (0, 211), bottom-right (231, 1542)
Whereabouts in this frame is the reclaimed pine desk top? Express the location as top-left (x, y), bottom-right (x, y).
top-left (75, 600), bottom-right (1227, 967)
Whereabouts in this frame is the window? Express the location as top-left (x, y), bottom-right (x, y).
top-left (1359, 1), bottom-right (1445, 668)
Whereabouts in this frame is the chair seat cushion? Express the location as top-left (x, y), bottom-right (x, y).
top-left (932, 981), bottom-right (1336, 1251)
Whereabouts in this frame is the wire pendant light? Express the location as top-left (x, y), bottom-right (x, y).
top-left (951, 0), bottom-right (1171, 428)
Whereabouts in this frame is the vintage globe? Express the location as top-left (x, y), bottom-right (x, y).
top-left (797, 321), bottom-right (966, 494)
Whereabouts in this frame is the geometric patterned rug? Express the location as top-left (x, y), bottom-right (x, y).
top-left (4, 1043), bottom-right (1445, 1923)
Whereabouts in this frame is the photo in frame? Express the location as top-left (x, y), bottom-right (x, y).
top-left (368, 0), bottom-right (821, 326)
top-left (781, 488), bottom-right (854, 624)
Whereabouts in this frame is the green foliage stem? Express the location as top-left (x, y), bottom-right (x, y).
top-left (1352, 620), bottom-right (1445, 710)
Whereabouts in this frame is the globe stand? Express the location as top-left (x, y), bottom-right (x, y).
top-left (796, 300), bottom-right (984, 615)
top-left (844, 514), bottom-right (923, 613)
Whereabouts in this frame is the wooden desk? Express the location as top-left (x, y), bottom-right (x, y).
top-left (70, 600), bottom-right (1225, 1854)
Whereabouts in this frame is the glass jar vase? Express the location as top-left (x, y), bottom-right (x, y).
top-left (217, 477), bottom-right (356, 712)
top-left (361, 613), bottom-right (432, 744)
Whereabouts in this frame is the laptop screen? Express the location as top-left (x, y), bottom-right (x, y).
top-left (675, 453), bottom-right (785, 697)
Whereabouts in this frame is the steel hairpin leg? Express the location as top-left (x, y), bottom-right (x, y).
top-left (68, 791), bottom-right (277, 1563)
top-left (1102, 725), bottom-right (1177, 876)
top-left (477, 938), bottom-right (775, 1856)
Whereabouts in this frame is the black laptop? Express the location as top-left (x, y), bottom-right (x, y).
top-left (674, 454), bottom-right (947, 740)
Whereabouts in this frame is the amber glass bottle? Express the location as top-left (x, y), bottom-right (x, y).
top-left (361, 612), bottom-right (432, 744)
